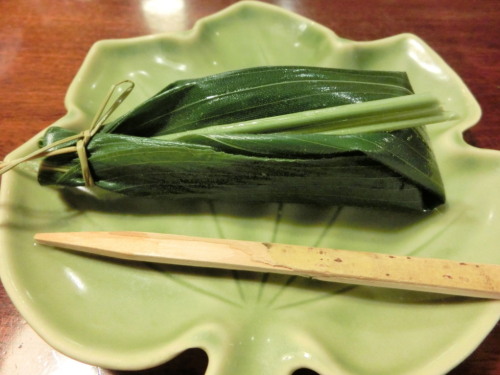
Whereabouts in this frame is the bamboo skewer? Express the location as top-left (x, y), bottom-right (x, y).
top-left (34, 231), bottom-right (500, 299)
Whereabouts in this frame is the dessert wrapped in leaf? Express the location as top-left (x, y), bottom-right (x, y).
top-left (37, 66), bottom-right (450, 211)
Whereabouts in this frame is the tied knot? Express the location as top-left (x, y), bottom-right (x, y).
top-left (76, 129), bottom-right (94, 186)
top-left (0, 80), bottom-right (135, 186)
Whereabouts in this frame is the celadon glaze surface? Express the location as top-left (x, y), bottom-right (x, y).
top-left (0, 2), bottom-right (499, 374)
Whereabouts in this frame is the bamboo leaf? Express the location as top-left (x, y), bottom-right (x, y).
top-left (103, 66), bottom-right (415, 137)
top-left (37, 66), bottom-right (449, 211)
top-left (38, 126), bottom-right (444, 211)
top-left (158, 94), bottom-right (451, 141)
top-left (181, 128), bottom-right (444, 204)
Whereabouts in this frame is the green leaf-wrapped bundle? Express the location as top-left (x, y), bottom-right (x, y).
top-left (38, 66), bottom-right (449, 211)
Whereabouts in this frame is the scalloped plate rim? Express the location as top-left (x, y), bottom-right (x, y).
top-left (1, 1), bottom-right (499, 374)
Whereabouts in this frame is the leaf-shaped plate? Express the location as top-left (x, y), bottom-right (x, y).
top-left (1, 2), bottom-right (499, 374)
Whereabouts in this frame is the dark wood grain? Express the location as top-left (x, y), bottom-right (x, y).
top-left (0, 1), bottom-right (498, 374)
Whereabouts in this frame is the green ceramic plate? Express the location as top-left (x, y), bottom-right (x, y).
top-left (1, 2), bottom-right (499, 374)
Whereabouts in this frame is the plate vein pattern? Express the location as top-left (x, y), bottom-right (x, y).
top-left (210, 202), bottom-right (288, 306)
top-left (209, 201), bottom-right (247, 304)
top-left (146, 263), bottom-right (244, 308)
top-left (266, 206), bottom-right (345, 310)
top-left (406, 206), bottom-right (468, 258)
top-left (255, 202), bottom-right (284, 304)
top-left (272, 285), bottom-right (357, 311)
top-left (311, 206), bottom-right (344, 248)
top-left (263, 275), bottom-right (298, 309)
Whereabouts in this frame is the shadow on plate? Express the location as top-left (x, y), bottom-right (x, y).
top-left (59, 187), bottom-right (433, 229)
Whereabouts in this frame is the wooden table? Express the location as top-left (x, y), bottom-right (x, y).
top-left (0, 1), bottom-right (498, 374)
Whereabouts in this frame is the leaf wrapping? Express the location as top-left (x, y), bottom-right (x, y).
top-left (38, 66), bottom-right (447, 211)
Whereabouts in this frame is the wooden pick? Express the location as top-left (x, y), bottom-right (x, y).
top-left (34, 231), bottom-right (500, 299)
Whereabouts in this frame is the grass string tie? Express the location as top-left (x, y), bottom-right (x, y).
top-left (0, 80), bottom-right (135, 186)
